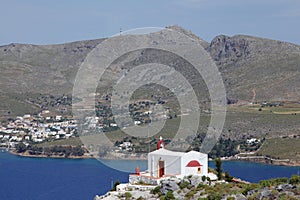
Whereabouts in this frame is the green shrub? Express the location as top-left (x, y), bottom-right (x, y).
top-left (242, 184), bottom-right (257, 195)
top-left (197, 183), bottom-right (206, 189)
top-left (268, 177), bottom-right (288, 186)
top-left (185, 189), bottom-right (197, 198)
top-left (159, 196), bottom-right (165, 200)
top-left (111, 180), bottom-right (120, 191)
top-left (124, 192), bottom-right (132, 199)
top-left (207, 192), bottom-right (222, 200)
top-left (289, 175), bottom-right (300, 185)
top-left (259, 180), bottom-right (271, 188)
top-left (179, 181), bottom-right (190, 189)
top-left (151, 186), bottom-right (161, 195)
top-left (225, 171), bottom-right (233, 182)
top-left (164, 191), bottom-right (175, 200)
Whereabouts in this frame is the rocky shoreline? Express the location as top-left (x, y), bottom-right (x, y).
top-left (10, 150), bottom-right (94, 159)
top-left (230, 155), bottom-right (300, 167)
top-left (10, 150), bottom-right (300, 166)
top-left (95, 175), bottom-right (300, 200)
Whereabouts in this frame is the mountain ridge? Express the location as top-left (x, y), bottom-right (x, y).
top-left (0, 26), bottom-right (299, 116)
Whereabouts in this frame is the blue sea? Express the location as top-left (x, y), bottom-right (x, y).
top-left (0, 151), bottom-right (299, 200)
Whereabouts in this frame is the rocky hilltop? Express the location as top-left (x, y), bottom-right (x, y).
top-left (207, 34), bottom-right (300, 101)
top-left (0, 25), bottom-right (299, 114)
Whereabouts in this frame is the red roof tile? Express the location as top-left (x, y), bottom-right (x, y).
top-left (186, 160), bottom-right (202, 167)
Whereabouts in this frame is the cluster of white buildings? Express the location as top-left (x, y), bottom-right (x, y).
top-left (116, 141), bottom-right (133, 152)
top-left (0, 111), bottom-right (77, 148)
top-left (246, 138), bottom-right (260, 144)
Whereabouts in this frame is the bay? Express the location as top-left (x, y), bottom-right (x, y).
top-left (0, 151), bottom-right (299, 200)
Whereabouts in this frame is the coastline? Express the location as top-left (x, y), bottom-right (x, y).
top-left (220, 155), bottom-right (300, 167)
top-left (9, 150), bottom-right (95, 159)
top-left (8, 149), bottom-right (300, 166)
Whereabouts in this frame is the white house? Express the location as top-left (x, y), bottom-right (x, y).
top-left (55, 115), bottom-right (62, 121)
top-left (246, 138), bottom-right (260, 144)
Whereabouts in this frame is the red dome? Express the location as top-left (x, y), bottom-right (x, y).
top-left (186, 160), bottom-right (202, 167)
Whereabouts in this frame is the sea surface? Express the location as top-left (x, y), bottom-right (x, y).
top-left (0, 151), bottom-right (299, 200)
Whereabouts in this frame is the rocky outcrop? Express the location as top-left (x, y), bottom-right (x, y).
top-left (160, 179), bottom-right (179, 194)
top-left (95, 175), bottom-right (300, 200)
top-left (207, 35), bottom-right (250, 65)
top-left (247, 184), bottom-right (299, 200)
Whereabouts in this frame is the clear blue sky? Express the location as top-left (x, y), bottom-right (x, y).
top-left (1, 0), bottom-right (299, 45)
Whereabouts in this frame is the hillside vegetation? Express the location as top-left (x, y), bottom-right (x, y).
top-left (1, 26), bottom-right (300, 143)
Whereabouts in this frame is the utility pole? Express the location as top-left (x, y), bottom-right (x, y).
top-left (148, 122), bottom-right (150, 153)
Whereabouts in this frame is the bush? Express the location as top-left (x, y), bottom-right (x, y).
top-left (111, 180), bottom-right (120, 191)
top-left (207, 192), bottom-right (222, 200)
top-left (179, 181), bottom-right (190, 189)
top-left (259, 180), bottom-right (271, 188)
top-left (242, 184), bottom-right (257, 195)
top-left (15, 143), bottom-right (27, 153)
top-left (151, 186), bottom-right (161, 195)
top-left (197, 183), bottom-right (205, 189)
top-left (207, 177), bottom-right (211, 184)
top-left (289, 175), bottom-right (300, 185)
top-left (124, 192), bottom-right (132, 198)
top-left (185, 189), bottom-right (197, 198)
top-left (164, 191), bottom-right (175, 200)
top-left (225, 171), bottom-right (233, 182)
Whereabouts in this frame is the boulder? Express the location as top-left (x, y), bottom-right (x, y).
top-left (160, 179), bottom-right (179, 194)
top-left (259, 188), bottom-right (276, 199)
top-left (190, 176), bottom-right (202, 187)
top-left (276, 183), bottom-right (296, 192)
top-left (247, 189), bottom-right (258, 196)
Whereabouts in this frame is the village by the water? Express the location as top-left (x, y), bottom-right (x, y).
top-left (1, 108), bottom-right (299, 199)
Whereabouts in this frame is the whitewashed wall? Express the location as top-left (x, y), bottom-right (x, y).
top-left (181, 151), bottom-right (208, 176)
top-left (148, 154), bottom-right (181, 177)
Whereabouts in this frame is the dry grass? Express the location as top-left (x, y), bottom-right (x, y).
top-left (257, 137), bottom-right (300, 160)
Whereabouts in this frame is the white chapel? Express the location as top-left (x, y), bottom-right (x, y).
top-left (129, 137), bottom-right (212, 185)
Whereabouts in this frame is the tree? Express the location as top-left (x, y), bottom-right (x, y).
top-left (201, 175), bottom-right (206, 182)
top-left (111, 180), bottom-right (120, 191)
top-left (224, 171), bottom-right (233, 182)
top-left (289, 175), bottom-right (300, 185)
top-left (214, 158), bottom-right (223, 180)
top-left (15, 143), bottom-right (27, 153)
